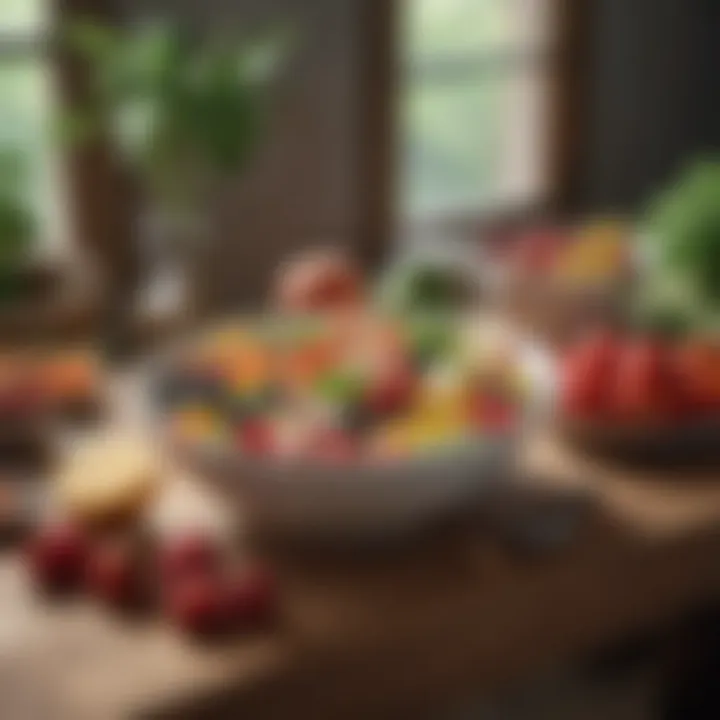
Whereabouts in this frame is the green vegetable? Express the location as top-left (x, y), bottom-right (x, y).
top-left (377, 261), bottom-right (474, 314)
top-left (645, 159), bottom-right (720, 310)
top-left (0, 148), bottom-right (35, 303)
top-left (315, 370), bottom-right (366, 405)
top-left (407, 314), bottom-right (456, 367)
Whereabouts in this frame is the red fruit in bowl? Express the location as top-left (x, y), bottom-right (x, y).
top-left (560, 329), bottom-right (618, 419)
top-left (365, 364), bottom-right (416, 417)
top-left (159, 533), bottom-right (221, 586)
top-left (25, 522), bottom-right (89, 593)
top-left (86, 540), bottom-right (146, 608)
top-left (166, 574), bottom-right (229, 636)
top-left (225, 565), bottom-right (278, 631)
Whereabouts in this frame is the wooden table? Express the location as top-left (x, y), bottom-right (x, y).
top-left (2, 436), bottom-right (720, 719)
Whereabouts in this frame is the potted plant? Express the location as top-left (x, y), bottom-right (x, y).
top-left (65, 19), bottom-right (291, 350)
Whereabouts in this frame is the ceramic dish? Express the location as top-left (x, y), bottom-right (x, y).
top-left (150, 315), bottom-right (555, 540)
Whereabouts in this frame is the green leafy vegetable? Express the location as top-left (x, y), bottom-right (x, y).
top-left (377, 261), bottom-right (474, 314)
top-left (645, 159), bottom-right (720, 309)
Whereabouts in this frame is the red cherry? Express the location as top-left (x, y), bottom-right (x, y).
top-left (224, 565), bottom-right (277, 631)
top-left (25, 522), bottom-right (89, 593)
top-left (236, 419), bottom-right (274, 457)
top-left (86, 541), bottom-right (145, 609)
top-left (159, 533), bottom-right (221, 586)
top-left (166, 574), bottom-right (228, 636)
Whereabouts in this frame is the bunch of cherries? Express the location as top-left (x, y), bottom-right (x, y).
top-left (25, 522), bottom-right (277, 638)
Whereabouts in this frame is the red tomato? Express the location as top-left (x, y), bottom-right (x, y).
top-left (560, 329), bottom-right (618, 419)
top-left (610, 338), bottom-right (680, 422)
top-left (673, 340), bottom-right (720, 415)
top-left (275, 252), bottom-right (363, 313)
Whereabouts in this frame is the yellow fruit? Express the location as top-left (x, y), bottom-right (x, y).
top-left (57, 435), bottom-right (161, 524)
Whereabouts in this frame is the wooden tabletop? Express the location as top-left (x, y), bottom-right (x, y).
top-left (2, 435), bottom-right (720, 719)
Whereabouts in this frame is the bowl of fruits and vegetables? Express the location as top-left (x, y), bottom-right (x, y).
top-left (153, 312), bottom-right (552, 539)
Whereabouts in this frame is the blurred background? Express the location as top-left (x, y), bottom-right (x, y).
top-left (1, 0), bottom-right (718, 333)
top-left (1, 3), bottom-right (720, 719)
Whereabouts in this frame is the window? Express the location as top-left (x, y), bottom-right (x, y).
top-left (0, 0), bottom-right (68, 258)
top-left (399, 0), bottom-right (555, 225)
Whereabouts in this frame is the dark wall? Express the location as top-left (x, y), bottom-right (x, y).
top-left (581, 0), bottom-right (720, 213)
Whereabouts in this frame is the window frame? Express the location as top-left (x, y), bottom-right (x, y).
top-left (354, 0), bottom-right (593, 266)
top-left (0, 0), bottom-right (136, 339)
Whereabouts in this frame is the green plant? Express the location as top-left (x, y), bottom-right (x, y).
top-left (65, 18), bottom-right (291, 209)
top-left (0, 147), bottom-right (35, 302)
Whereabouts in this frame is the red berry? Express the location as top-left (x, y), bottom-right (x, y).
top-left (224, 565), bottom-right (277, 631)
top-left (86, 541), bottom-right (145, 608)
top-left (166, 574), bottom-right (228, 636)
top-left (25, 522), bottom-right (89, 593)
top-left (159, 533), bottom-right (221, 586)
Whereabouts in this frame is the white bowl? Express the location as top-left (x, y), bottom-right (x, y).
top-left (152, 320), bottom-right (556, 541)
top-left (176, 434), bottom-right (516, 541)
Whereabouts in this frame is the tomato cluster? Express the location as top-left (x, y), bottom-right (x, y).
top-left (561, 330), bottom-right (720, 424)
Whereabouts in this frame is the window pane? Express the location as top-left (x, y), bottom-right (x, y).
top-left (400, 0), bottom-right (551, 221)
top-left (401, 66), bottom-right (548, 218)
top-left (406, 0), bottom-right (553, 61)
top-left (0, 0), bottom-right (47, 34)
top-left (0, 58), bottom-right (67, 254)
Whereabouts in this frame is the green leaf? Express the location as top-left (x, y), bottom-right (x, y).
top-left (0, 194), bottom-right (34, 269)
top-left (645, 157), bottom-right (720, 309)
